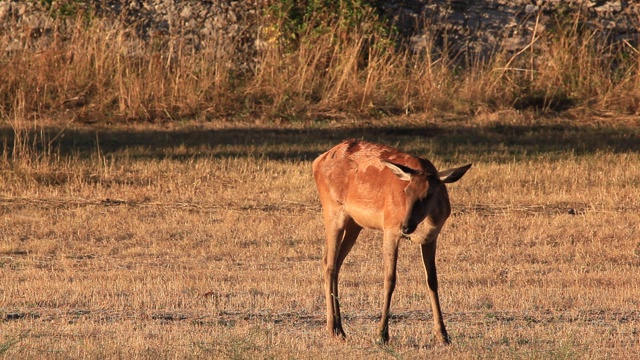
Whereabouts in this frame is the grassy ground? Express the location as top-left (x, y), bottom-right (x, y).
top-left (1, 114), bottom-right (639, 359)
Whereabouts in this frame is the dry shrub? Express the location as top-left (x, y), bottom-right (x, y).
top-left (247, 4), bottom-right (402, 118)
top-left (1, 6), bottom-right (640, 122)
top-left (497, 12), bottom-right (640, 114)
top-left (0, 13), bottom-right (237, 123)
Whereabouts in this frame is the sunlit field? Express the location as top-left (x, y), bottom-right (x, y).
top-left (2, 1), bottom-right (640, 358)
top-left (1, 115), bottom-right (639, 359)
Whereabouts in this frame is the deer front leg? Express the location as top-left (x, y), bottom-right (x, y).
top-left (420, 240), bottom-right (450, 345)
top-left (378, 232), bottom-right (400, 344)
top-left (323, 218), bottom-right (361, 340)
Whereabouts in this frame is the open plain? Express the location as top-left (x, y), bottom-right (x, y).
top-left (1, 116), bottom-right (639, 359)
top-left (2, 0), bottom-right (640, 358)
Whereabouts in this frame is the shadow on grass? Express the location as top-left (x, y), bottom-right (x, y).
top-left (1, 120), bottom-right (639, 163)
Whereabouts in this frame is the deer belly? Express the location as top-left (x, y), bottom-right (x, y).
top-left (344, 204), bottom-right (384, 230)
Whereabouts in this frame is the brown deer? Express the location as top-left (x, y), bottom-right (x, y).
top-left (312, 139), bottom-right (471, 344)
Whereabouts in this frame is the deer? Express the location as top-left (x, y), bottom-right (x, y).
top-left (312, 139), bottom-right (471, 345)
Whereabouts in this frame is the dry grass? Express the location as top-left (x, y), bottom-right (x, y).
top-left (1, 115), bottom-right (640, 358)
top-left (1, 6), bottom-right (640, 123)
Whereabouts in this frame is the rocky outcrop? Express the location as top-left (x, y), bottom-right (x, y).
top-left (381, 1), bottom-right (639, 58)
top-left (0, 1), bottom-right (262, 53)
top-left (0, 0), bottom-right (638, 59)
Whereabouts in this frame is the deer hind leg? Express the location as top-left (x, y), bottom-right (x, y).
top-left (378, 231), bottom-right (401, 344)
top-left (420, 239), bottom-right (451, 345)
top-left (322, 211), bottom-right (360, 339)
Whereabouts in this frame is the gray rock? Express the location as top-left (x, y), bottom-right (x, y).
top-left (0, 0), bottom-right (637, 65)
top-left (0, 2), bottom-right (8, 22)
top-left (179, 6), bottom-right (191, 19)
top-left (525, 5), bottom-right (539, 14)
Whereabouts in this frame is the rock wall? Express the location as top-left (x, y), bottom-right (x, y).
top-left (0, 1), bottom-right (263, 52)
top-left (381, 0), bottom-right (639, 57)
top-left (0, 0), bottom-right (638, 58)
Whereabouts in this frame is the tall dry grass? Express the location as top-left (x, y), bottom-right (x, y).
top-left (0, 14), bottom-right (237, 123)
top-left (1, 7), bottom-right (639, 124)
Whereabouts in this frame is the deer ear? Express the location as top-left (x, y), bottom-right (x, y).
top-left (382, 160), bottom-right (416, 181)
top-left (438, 164), bottom-right (472, 183)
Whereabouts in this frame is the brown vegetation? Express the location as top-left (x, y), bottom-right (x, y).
top-left (1, 8), bottom-right (640, 123)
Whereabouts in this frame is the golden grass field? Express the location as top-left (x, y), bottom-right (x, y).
top-left (1, 114), bottom-right (639, 359)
